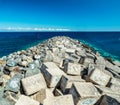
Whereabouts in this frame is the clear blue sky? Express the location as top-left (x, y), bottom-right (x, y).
top-left (0, 0), bottom-right (120, 31)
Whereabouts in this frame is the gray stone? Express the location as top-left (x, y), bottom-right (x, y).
top-left (7, 59), bottom-right (17, 67)
top-left (100, 95), bottom-right (120, 105)
top-left (28, 62), bottom-right (37, 69)
top-left (25, 68), bottom-right (41, 77)
top-left (0, 98), bottom-right (12, 105)
top-left (5, 73), bottom-right (23, 92)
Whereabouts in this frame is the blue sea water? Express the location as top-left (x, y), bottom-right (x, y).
top-left (0, 32), bottom-right (120, 61)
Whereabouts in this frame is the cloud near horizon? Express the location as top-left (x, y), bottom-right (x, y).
top-left (0, 27), bottom-right (71, 31)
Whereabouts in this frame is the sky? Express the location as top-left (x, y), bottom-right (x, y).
top-left (0, 0), bottom-right (120, 31)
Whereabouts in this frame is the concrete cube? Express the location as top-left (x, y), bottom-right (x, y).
top-left (44, 95), bottom-right (74, 105)
top-left (89, 68), bottom-right (111, 86)
top-left (15, 95), bottom-right (39, 105)
top-left (41, 62), bottom-right (65, 87)
top-left (100, 95), bottom-right (120, 105)
top-left (31, 89), bottom-right (46, 103)
top-left (21, 73), bottom-right (47, 95)
top-left (64, 62), bottom-right (81, 76)
top-left (69, 82), bottom-right (100, 105)
top-left (59, 75), bottom-right (85, 93)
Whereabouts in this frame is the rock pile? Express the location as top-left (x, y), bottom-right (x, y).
top-left (0, 36), bottom-right (120, 105)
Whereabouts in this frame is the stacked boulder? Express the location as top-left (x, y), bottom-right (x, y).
top-left (0, 36), bottom-right (120, 105)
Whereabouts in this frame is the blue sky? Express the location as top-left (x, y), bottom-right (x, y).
top-left (0, 0), bottom-right (120, 31)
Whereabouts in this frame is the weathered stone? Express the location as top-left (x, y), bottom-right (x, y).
top-left (113, 60), bottom-right (120, 67)
top-left (95, 85), bottom-right (120, 95)
top-left (89, 68), bottom-right (111, 86)
top-left (4, 91), bottom-right (18, 105)
top-left (0, 60), bottom-right (6, 66)
top-left (44, 50), bottom-right (54, 62)
top-left (15, 95), bottom-right (39, 105)
top-left (100, 95), bottom-right (120, 105)
top-left (52, 47), bottom-right (59, 56)
top-left (25, 68), bottom-right (40, 77)
top-left (0, 98), bottom-right (12, 105)
top-left (6, 59), bottom-right (17, 67)
top-left (19, 61), bottom-right (28, 67)
top-left (58, 75), bottom-right (85, 93)
top-left (64, 62), bottom-right (81, 76)
top-left (41, 62), bottom-right (65, 87)
top-left (84, 57), bottom-right (94, 67)
top-left (28, 62), bottom-right (37, 69)
top-left (88, 63), bottom-right (95, 76)
top-left (79, 56), bottom-right (86, 64)
top-left (106, 60), bottom-right (120, 74)
top-left (53, 88), bottom-right (63, 96)
top-left (95, 56), bottom-right (105, 70)
top-left (34, 55), bottom-right (41, 60)
top-left (77, 98), bottom-right (99, 105)
top-left (110, 84), bottom-right (120, 93)
top-left (65, 48), bottom-right (75, 54)
top-left (21, 73), bottom-right (47, 95)
top-left (31, 89), bottom-right (46, 103)
top-left (69, 82), bottom-right (100, 105)
top-left (103, 93), bottom-right (120, 103)
top-left (110, 77), bottom-right (120, 86)
top-left (5, 73), bottom-right (23, 93)
top-left (4, 66), bottom-right (20, 72)
top-left (53, 56), bottom-right (63, 66)
top-left (44, 95), bottom-right (74, 105)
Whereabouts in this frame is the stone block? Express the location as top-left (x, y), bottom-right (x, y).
top-left (41, 62), bottom-right (65, 87)
top-left (21, 73), bottom-right (47, 95)
top-left (69, 82), bottom-right (100, 105)
top-left (15, 95), bottom-right (39, 105)
top-left (44, 95), bottom-right (74, 105)
top-left (59, 75), bottom-right (85, 93)
top-left (31, 89), bottom-right (46, 103)
top-left (89, 68), bottom-right (111, 86)
top-left (53, 88), bottom-right (63, 96)
top-left (64, 62), bottom-right (81, 76)
top-left (100, 95), bottom-right (120, 105)
top-left (65, 48), bottom-right (75, 54)
top-left (110, 77), bottom-right (120, 86)
top-left (110, 84), bottom-right (120, 93)
top-left (95, 85), bottom-right (120, 95)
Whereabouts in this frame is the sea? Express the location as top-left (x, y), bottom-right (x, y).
top-left (0, 32), bottom-right (120, 61)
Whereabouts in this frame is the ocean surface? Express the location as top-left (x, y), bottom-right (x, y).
top-left (0, 32), bottom-right (120, 61)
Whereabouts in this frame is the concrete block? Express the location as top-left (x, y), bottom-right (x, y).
top-left (65, 48), bottom-right (75, 54)
top-left (100, 95), bottom-right (120, 105)
top-left (41, 62), bottom-right (65, 87)
top-left (44, 95), bottom-right (74, 105)
top-left (64, 62), bottom-right (81, 76)
top-left (89, 68), bottom-right (111, 86)
top-left (69, 82), bottom-right (100, 105)
top-left (21, 73), bottom-right (47, 95)
top-left (53, 88), bottom-right (63, 96)
top-left (59, 75), bottom-right (85, 93)
top-left (15, 95), bottom-right (39, 105)
top-left (31, 89), bottom-right (46, 103)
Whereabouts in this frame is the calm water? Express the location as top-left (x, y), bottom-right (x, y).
top-left (0, 32), bottom-right (120, 60)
